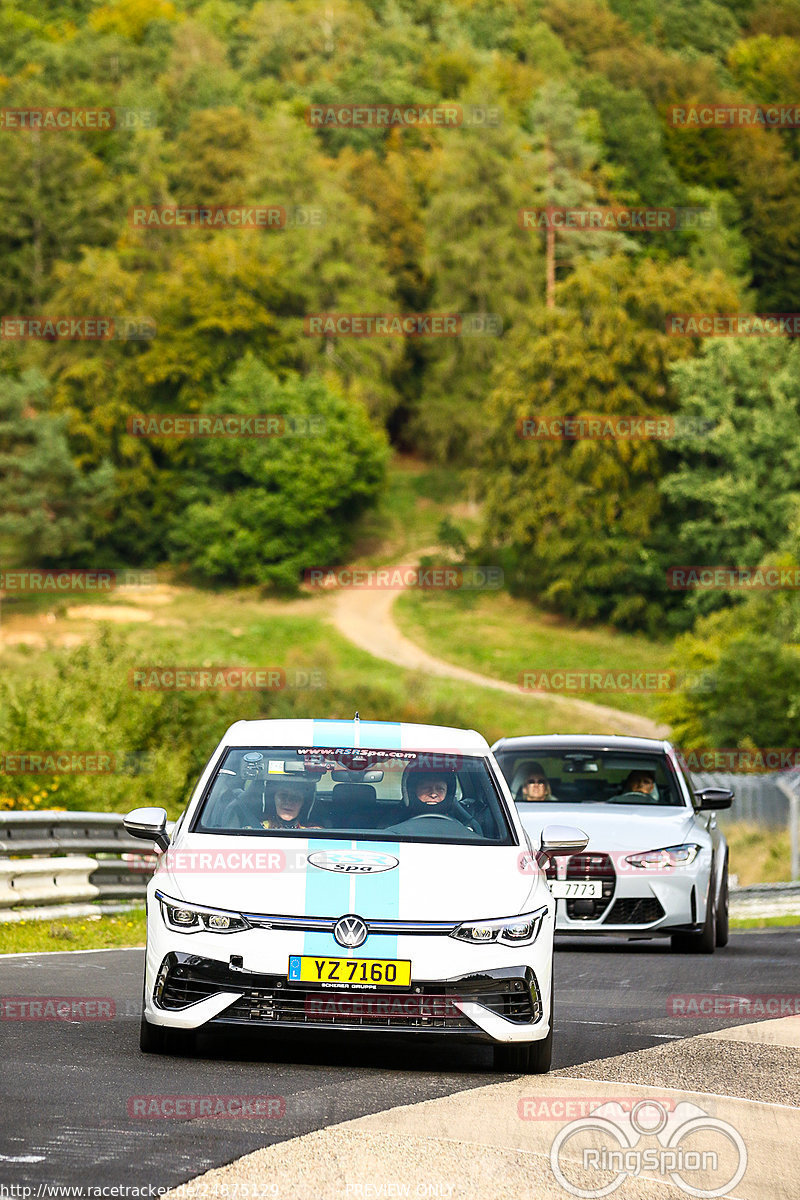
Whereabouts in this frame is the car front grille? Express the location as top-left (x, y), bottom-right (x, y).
top-left (155, 954), bottom-right (542, 1031)
top-left (604, 897), bottom-right (665, 925)
top-left (564, 853), bottom-right (615, 920)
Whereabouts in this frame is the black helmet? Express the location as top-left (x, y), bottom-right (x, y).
top-left (265, 777), bottom-right (316, 827)
top-left (402, 766), bottom-right (457, 816)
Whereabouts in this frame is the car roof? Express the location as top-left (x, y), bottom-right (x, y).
top-left (223, 718), bottom-right (491, 756)
top-left (492, 733), bottom-right (672, 754)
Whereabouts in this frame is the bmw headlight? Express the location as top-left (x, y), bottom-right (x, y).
top-left (158, 893), bottom-right (250, 934)
top-left (625, 844), bottom-right (701, 870)
top-left (450, 906), bottom-right (548, 946)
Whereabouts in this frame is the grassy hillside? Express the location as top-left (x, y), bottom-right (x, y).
top-left (395, 588), bottom-right (673, 719)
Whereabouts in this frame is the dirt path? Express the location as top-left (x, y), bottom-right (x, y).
top-left (329, 557), bottom-right (670, 739)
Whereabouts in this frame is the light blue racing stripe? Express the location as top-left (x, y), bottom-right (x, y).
top-left (304, 721), bottom-right (403, 960)
top-left (302, 838), bottom-right (351, 956)
top-left (353, 840), bottom-right (400, 959)
top-left (311, 719), bottom-right (403, 751)
top-left (312, 720), bottom-right (359, 748)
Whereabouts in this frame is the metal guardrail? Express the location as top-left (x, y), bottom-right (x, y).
top-left (0, 811), bottom-right (159, 916)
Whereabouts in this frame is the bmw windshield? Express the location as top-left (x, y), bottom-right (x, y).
top-left (192, 747), bottom-right (514, 844)
top-left (494, 749), bottom-right (686, 808)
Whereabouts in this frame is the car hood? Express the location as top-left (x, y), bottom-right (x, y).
top-left (518, 803), bottom-right (702, 853)
top-left (155, 834), bottom-right (540, 920)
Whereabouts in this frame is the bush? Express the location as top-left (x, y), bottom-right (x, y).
top-left (167, 356), bottom-right (389, 588)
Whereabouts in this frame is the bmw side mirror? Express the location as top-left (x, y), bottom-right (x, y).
top-left (693, 787), bottom-right (733, 811)
top-left (124, 806), bottom-right (170, 851)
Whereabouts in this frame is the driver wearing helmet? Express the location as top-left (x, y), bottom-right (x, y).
top-left (402, 767), bottom-right (483, 834)
top-left (260, 778), bottom-right (318, 830)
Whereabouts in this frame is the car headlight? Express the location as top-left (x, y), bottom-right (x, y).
top-left (625, 844), bottom-right (701, 870)
top-left (450, 906), bottom-right (548, 946)
top-left (158, 894), bottom-right (250, 934)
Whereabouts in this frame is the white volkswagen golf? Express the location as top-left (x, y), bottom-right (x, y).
top-left (492, 734), bottom-right (734, 953)
top-left (124, 718), bottom-right (588, 1072)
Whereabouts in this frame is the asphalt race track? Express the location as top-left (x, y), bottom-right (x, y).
top-left (1, 929), bottom-right (797, 1192)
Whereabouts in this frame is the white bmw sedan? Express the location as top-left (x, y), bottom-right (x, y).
top-left (124, 718), bottom-right (588, 1072)
top-left (491, 735), bottom-right (734, 954)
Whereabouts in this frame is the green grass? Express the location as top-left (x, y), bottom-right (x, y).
top-left (346, 457), bottom-right (479, 567)
top-left (0, 908), bottom-right (146, 954)
top-left (730, 914), bottom-right (800, 930)
top-left (1, 581), bottom-right (631, 817)
top-left (395, 588), bottom-right (672, 718)
top-left (724, 821), bottom-right (793, 886)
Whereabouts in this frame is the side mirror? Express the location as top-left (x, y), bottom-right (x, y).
top-left (123, 806), bottom-right (170, 851)
top-left (693, 787), bottom-right (734, 811)
top-left (540, 824), bottom-right (589, 858)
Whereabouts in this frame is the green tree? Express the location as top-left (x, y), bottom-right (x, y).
top-left (167, 355), bottom-right (389, 588)
top-left (481, 255), bottom-right (740, 632)
top-left (661, 339), bottom-right (800, 620)
top-left (0, 369), bottom-right (114, 564)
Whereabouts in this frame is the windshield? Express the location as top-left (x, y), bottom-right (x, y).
top-left (192, 747), bottom-right (514, 844)
top-left (494, 748), bottom-right (686, 808)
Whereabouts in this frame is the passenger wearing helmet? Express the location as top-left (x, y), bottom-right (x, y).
top-left (402, 767), bottom-right (483, 835)
top-left (260, 778), bottom-right (318, 830)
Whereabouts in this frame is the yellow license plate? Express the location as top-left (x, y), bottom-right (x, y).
top-left (288, 955), bottom-right (411, 989)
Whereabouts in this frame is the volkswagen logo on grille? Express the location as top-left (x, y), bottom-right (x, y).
top-left (333, 914), bottom-right (368, 948)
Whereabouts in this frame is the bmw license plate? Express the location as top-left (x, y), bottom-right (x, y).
top-left (548, 880), bottom-right (602, 898)
top-left (288, 956), bottom-right (412, 989)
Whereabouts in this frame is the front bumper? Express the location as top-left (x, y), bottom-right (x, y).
top-left (142, 903), bottom-right (554, 1045)
top-left (548, 850), bottom-right (712, 937)
top-left (148, 952), bottom-right (546, 1044)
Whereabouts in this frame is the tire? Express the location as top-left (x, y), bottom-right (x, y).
top-left (671, 877), bottom-right (716, 954)
top-left (140, 1014), bottom-right (196, 1054)
top-left (140, 1012), bottom-right (167, 1053)
top-left (493, 986), bottom-right (553, 1074)
top-left (716, 858), bottom-right (730, 947)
